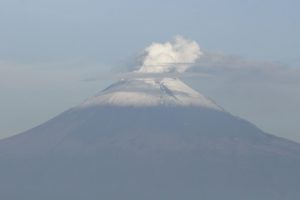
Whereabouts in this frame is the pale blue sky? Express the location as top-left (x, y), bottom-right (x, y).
top-left (0, 0), bottom-right (300, 141)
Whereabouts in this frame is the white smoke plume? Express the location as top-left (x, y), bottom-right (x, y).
top-left (136, 36), bottom-right (202, 73)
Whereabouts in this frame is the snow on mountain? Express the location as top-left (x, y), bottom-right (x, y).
top-left (79, 77), bottom-right (222, 110)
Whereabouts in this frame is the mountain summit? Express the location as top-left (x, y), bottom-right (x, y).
top-left (0, 76), bottom-right (300, 200)
top-left (80, 77), bottom-right (221, 109)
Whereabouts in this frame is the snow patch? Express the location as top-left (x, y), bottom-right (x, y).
top-left (79, 78), bottom-right (222, 110)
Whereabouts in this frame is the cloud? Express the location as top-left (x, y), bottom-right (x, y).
top-left (84, 35), bottom-right (299, 85)
top-left (0, 60), bottom-right (105, 88)
top-left (135, 36), bottom-right (202, 73)
top-left (189, 52), bottom-right (285, 73)
top-left (185, 51), bottom-right (300, 85)
top-left (129, 35), bottom-right (289, 78)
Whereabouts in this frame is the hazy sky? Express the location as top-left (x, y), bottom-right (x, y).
top-left (0, 0), bottom-right (300, 141)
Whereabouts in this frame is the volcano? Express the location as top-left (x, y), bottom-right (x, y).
top-left (0, 77), bottom-right (300, 200)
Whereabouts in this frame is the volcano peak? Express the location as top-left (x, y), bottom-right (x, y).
top-left (79, 77), bottom-right (222, 110)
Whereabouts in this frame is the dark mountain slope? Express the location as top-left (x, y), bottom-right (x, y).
top-left (0, 106), bottom-right (300, 200)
